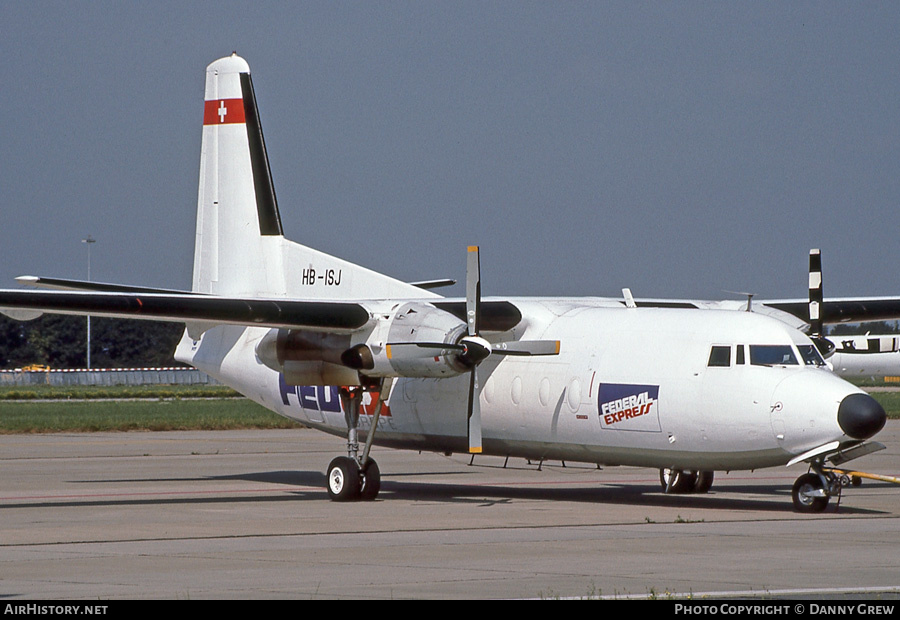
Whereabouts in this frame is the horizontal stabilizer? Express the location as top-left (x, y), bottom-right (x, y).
top-left (16, 276), bottom-right (200, 296)
top-left (408, 279), bottom-right (457, 290)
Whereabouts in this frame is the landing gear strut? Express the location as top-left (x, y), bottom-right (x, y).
top-left (325, 381), bottom-right (388, 502)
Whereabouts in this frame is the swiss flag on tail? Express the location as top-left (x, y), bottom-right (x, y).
top-left (203, 98), bottom-right (245, 125)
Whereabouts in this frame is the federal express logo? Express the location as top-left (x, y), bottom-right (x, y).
top-left (598, 383), bottom-right (661, 432)
top-left (278, 373), bottom-right (390, 417)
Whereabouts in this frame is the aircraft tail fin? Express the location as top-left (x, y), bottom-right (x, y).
top-left (193, 54), bottom-right (433, 301)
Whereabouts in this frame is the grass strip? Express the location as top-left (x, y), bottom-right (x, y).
top-left (870, 391), bottom-right (900, 420)
top-left (0, 399), bottom-right (302, 433)
top-left (0, 384), bottom-right (240, 400)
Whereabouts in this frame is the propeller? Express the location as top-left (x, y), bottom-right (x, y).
top-left (464, 246), bottom-right (485, 452)
top-left (389, 246), bottom-right (560, 454)
top-left (460, 246), bottom-right (563, 452)
top-left (808, 249), bottom-right (835, 358)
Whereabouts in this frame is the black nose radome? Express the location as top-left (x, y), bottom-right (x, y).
top-left (838, 393), bottom-right (886, 440)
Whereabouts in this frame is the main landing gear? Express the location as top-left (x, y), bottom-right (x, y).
top-left (659, 468), bottom-right (715, 494)
top-left (325, 381), bottom-right (389, 502)
top-left (326, 455), bottom-right (380, 501)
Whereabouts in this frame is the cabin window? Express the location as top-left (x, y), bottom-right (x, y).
top-left (708, 345), bottom-right (731, 367)
top-left (797, 344), bottom-right (826, 367)
top-left (749, 345), bottom-right (798, 366)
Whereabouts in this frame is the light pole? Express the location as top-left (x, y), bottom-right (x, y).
top-left (82, 236), bottom-right (96, 369)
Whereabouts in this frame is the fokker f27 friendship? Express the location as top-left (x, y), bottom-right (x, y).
top-left (2, 54), bottom-right (898, 512)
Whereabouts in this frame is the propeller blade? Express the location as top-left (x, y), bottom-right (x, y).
top-left (466, 246), bottom-right (481, 337)
top-left (389, 339), bottom-right (558, 358)
top-left (492, 340), bottom-right (561, 356)
top-left (808, 248), bottom-right (823, 337)
top-left (467, 367), bottom-right (482, 454)
top-left (386, 342), bottom-right (466, 355)
top-left (808, 249), bottom-right (835, 359)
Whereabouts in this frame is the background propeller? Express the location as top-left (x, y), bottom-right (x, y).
top-left (808, 248), bottom-right (835, 358)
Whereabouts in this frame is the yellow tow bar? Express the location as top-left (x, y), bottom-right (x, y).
top-left (824, 468), bottom-right (900, 485)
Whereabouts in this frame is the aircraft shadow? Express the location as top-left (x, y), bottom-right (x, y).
top-left (66, 470), bottom-right (325, 487)
top-left (383, 472), bottom-right (895, 514)
top-left (372, 479), bottom-right (881, 514)
top-left (8, 470), bottom-right (885, 515)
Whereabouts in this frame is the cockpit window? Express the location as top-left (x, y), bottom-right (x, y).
top-left (749, 345), bottom-right (798, 366)
top-left (708, 345), bottom-right (731, 367)
top-left (797, 344), bottom-right (826, 367)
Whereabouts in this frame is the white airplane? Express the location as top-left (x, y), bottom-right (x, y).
top-left (828, 334), bottom-right (900, 377)
top-left (1, 54), bottom-right (896, 513)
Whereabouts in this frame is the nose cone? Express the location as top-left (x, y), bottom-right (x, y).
top-left (838, 393), bottom-right (886, 440)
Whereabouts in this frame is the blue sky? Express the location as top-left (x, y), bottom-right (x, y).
top-left (2, 2), bottom-right (898, 302)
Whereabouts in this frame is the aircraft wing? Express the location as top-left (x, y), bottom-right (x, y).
top-left (0, 289), bottom-right (371, 333)
top-left (760, 297), bottom-right (900, 325)
top-left (750, 249), bottom-right (900, 327)
top-left (0, 287), bottom-right (528, 337)
top-left (16, 275), bottom-right (458, 294)
top-left (602, 294), bottom-right (900, 326)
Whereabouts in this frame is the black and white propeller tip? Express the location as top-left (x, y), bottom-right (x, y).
top-left (807, 248), bottom-right (835, 359)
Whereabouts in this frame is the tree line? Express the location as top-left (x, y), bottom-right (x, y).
top-left (0, 315), bottom-right (185, 369)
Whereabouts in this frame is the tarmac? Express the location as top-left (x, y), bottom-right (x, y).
top-left (2, 423), bottom-right (899, 599)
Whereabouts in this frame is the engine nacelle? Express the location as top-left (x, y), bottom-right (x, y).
top-left (255, 328), bottom-right (361, 386)
top-left (342, 302), bottom-right (470, 379)
top-left (257, 302), bottom-right (480, 384)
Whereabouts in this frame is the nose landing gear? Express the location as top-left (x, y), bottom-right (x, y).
top-left (791, 470), bottom-right (837, 513)
top-left (795, 465), bottom-right (900, 513)
top-left (789, 441), bottom-right (896, 513)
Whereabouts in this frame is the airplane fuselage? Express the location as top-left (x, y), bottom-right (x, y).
top-left (177, 300), bottom-right (866, 473)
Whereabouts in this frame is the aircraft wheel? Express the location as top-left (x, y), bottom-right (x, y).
top-left (327, 456), bottom-right (361, 502)
top-left (360, 459), bottom-right (381, 501)
top-left (792, 473), bottom-right (829, 513)
top-left (693, 470), bottom-right (714, 494)
top-left (660, 468), bottom-right (697, 494)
